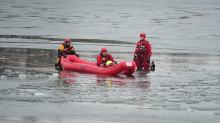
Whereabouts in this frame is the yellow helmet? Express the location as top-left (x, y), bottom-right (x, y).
top-left (106, 60), bottom-right (113, 66)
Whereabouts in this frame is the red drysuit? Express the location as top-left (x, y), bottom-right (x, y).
top-left (97, 48), bottom-right (115, 67)
top-left (134, 39), bottom-right (152, 70)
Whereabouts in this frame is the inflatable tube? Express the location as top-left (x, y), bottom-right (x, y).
top-left (60, 55), bottom-right (136, 76)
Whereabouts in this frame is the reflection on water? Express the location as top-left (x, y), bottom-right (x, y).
top-left (56, 70), bottom-right (152, 104)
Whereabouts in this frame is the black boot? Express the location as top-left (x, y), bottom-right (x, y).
top-left (150, 61), bottom-right (155, 71)
top-left (55, 63), bottom-right (62, 71)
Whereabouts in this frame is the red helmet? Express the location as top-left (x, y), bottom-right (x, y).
top-left (140, 32), bottom-right (146, 38)
top-left (101, 48), bottom-right (107, 53)
top-left (64, 38), bottom-right (71, 43)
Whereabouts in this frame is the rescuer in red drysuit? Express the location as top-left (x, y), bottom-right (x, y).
top-left (97, 48), bottom-right (116, 67)
top-left (134, 32), bottom-right (152, 70)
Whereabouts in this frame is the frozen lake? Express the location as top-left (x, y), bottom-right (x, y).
top-left (0, 0), bottom-right (220, 122)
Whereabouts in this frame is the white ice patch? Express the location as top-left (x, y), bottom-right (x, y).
top-left (50, 73), bottom-right (59, 77)
top-left (34, 92), bottom-right (48, 97)
top-left (18, 74), bottom-right (26, 79)
top-left (0, 75), bottom-right (7, 79)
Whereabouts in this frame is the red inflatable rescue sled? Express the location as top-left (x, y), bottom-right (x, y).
top-left (60, 55), bottom-right (136, 76)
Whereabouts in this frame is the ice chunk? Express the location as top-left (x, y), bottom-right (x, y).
top-left (18, 74), bottom-right (26, 79)
top-left (51, 73), bottom-right (59, 77)
top-left (33, 92), bottom-right (47, 97)
top-left (0, 75), bottom-right (7, 79)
